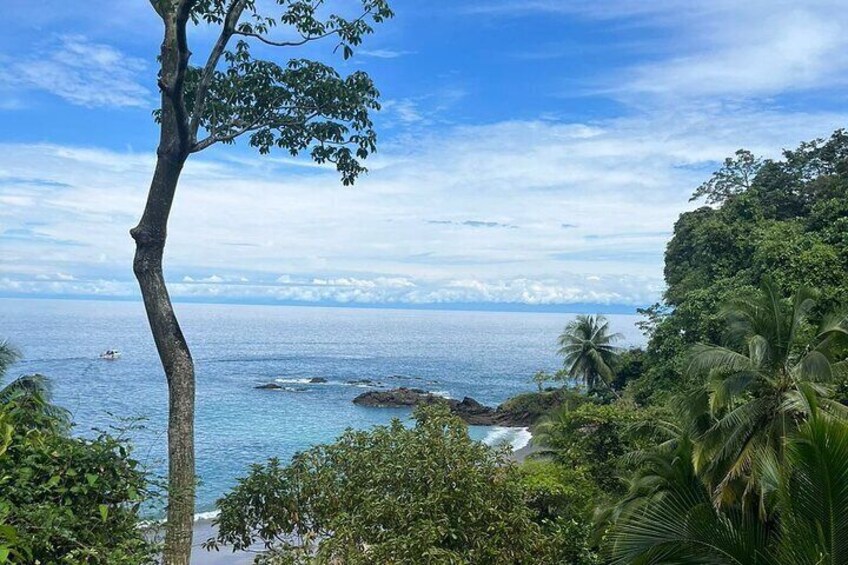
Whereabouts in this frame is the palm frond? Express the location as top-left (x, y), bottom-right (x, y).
top-left (0, 340), bottom-right (21, 380)
top-left (687, 344), bottom-right (756, 378)
top-left (793, 350), bottom-right (834, 383)
top-left (776, 412), bottom-right (848, 564)
top-left (0, 373), bottom-right (70, 429)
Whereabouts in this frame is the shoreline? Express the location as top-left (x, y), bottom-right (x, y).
top-left (190, 429), bottom-right (535, 563)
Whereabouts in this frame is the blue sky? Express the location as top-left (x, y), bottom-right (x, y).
top-left (1, 0), bottom-right (847, 311)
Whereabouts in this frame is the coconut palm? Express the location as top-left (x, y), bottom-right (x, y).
top-left (557, 314), bottom-right (623, 396)
top-left (0, 340), bottom-right (19, 379)
top-left (0, 340), bottom-right (67, 429)
top-left (685, 280), bottom-right (848, 506)
top-left (607, 434), bottom-right (773, 565)
top-left (607, 396), bottom-right (848, 565)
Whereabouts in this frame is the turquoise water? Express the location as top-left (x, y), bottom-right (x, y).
top-left (0, 298), bottom-right (643, 515)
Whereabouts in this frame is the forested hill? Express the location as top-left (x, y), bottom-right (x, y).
top-left (631, 129), bottom-right (848, 403)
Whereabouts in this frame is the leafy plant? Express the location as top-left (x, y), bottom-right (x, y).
top-left (684, 280), bottom-right (848, 505)
top-left (208, 405), bottom-right (544, 563)
top-left (0, 340), bottom-right (156, 564)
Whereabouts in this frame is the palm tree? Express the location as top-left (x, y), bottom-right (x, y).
top-left (0, 340), bottom-right (67, 429)
top-left (0, 340), bottom-right (19, 379)
top-left (557, 314), bottom-right (623, 396)
top-left (607, 434), bottom-right (772, 565)
top-left (607, 396), bottom-right (848, 565)
top-left (685, 280), bottom-right (848, 506)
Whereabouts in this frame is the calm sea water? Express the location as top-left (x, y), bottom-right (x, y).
top-left (0, 298), bottom-right (643, 515)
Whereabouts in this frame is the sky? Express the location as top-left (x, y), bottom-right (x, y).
top-left (1, 0), bottom-right (847, 312)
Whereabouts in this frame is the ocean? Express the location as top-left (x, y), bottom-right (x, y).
top-left (0, 298), bottom-right (644, 516)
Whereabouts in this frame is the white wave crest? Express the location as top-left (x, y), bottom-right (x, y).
top-left (482, 426), bottom-right (531, 451)
top-left (194, 510), bottom-right (220, 522)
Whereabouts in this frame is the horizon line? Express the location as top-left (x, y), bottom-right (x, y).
top-left (0, 293), bottom-right (645, 316)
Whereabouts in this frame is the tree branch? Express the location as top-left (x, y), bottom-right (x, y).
top-left (232, 8), bottom-right (372, 49)
top-left (189, 0), bottom-right (248, 142)
top-left (233, 29), bottom-right (337, 48)
top-left (190, 109), bottom-right (323, 153)
top-left (148, 0), bottom-right (165, 18)
top-left (169, 1), bottom-right (197, 151)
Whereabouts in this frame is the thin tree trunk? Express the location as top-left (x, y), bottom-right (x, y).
top-left (131, 151), bottom-right (194, 565)
top-left (134, 5), bottom-right (196, 562)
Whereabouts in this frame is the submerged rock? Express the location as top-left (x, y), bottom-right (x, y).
top-left (347, 379), bottom-right (383, 387)
top-left (255, 383), bottom-right (283, 390)
top-left (308, 377), bottom-right (328, 384)
top-left (352, 387), bottom-right (529, 426)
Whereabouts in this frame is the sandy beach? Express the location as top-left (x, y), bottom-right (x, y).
top-left (192, 519), bottom-right (255, 565)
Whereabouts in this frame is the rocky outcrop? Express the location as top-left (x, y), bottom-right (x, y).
top-left (353, 387), bottom-right (433, 407)
top-left (308, 377), bottom-right (327, 384)
top-left (352, 387), bottom-right (530, 426)
top-left (255, 382), bottom-right (283, 390)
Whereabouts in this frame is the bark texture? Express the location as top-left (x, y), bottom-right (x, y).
top-left (131, 4), bottom-right (195, 563)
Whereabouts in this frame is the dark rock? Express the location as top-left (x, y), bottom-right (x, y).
top-left (352, 387), bottom-right (528, 427)
top-left (308, 377), bottom-right (327, 384)
top-left (255, 383), bottom-right (283, 390)
top-left (353, 387), bottom-right (432, 407)
top-left (347, 378), bottom-right (377, 386)
top-left (388, 374), bottom-right (425, 381)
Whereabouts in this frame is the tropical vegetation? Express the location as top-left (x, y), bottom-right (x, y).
top-left (199, 129), bottom-right (848, 564)
top-left (209, 405), bottom-right (547, 563)
top-left (5, 128), bottom-right (848, 564)
top-left (557, 314), bottom-right (623, 396)
top-left (0, 341), bottom-right (157, 564)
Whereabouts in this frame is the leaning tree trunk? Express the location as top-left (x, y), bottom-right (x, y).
top-left (131, 151), bottom-right (195, 565)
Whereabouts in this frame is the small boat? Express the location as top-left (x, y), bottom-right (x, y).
top-left (100, 350), bottom-right (122, 360)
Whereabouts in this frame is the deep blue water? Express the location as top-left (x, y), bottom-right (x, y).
top-left (0, 298), bottom-right (643, 515)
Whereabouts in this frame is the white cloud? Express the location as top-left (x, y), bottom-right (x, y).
top-left (358, 49), bottom-right (416, 59)
top-left (0, 273), bottom-right (659, 307)
top-left (0, 101), bottom-right (845, 307)
top-left (0, 35), bottom-right (150, 108)
top-left (614, 10), bottom-right (848, 99)
top-left (472, 0), bottom-right (848, 101)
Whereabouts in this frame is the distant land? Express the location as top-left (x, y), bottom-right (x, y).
top-left (0, 293), bottom-right (643, 315)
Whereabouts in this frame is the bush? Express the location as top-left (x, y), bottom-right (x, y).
top-left (209, 405), bottom-right (546, 564)
top-left (519, 460), bottom-right (600, 564)
top-left (533, 402), bottom-right (646, 494)
top-left (0, 409), bottom-right (156, 564)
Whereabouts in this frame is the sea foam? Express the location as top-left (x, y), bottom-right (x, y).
top-left (481, 426), bottom-right (532, 451)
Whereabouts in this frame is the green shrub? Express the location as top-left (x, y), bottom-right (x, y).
top-left (0, 414), bottom-right (157, 564)
top-left (209, 405), bottom-right (546, 564)
top-left (533, 402), bottom-right (646, 494)
top-left (0, 346), bottom-right (156, 564)
top-left (519, 460), bottom-right (600, 565)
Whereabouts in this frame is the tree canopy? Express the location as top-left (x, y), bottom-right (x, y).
top-left (631, 129), bottom-right (848, 405)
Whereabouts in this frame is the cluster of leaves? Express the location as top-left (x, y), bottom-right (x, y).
top-left (208, 404), bottom-right (546, 563)
top-left (0, 342), bottom-right (157, 564)
top-left (630, 129), bottom-right (848, 404)
top-left (532, 402), bottom-right (653, 495)
top-left (518, 460), bottom-right (601, 565)
top-left (172, 0), bottom-right (394, 184)
top-left (572, 130), bottom-right (848, 561)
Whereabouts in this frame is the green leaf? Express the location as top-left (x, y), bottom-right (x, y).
top-left (98, 504), bottom-right (108, 522)
top-left (85, 474), bottom-right (98, 487)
